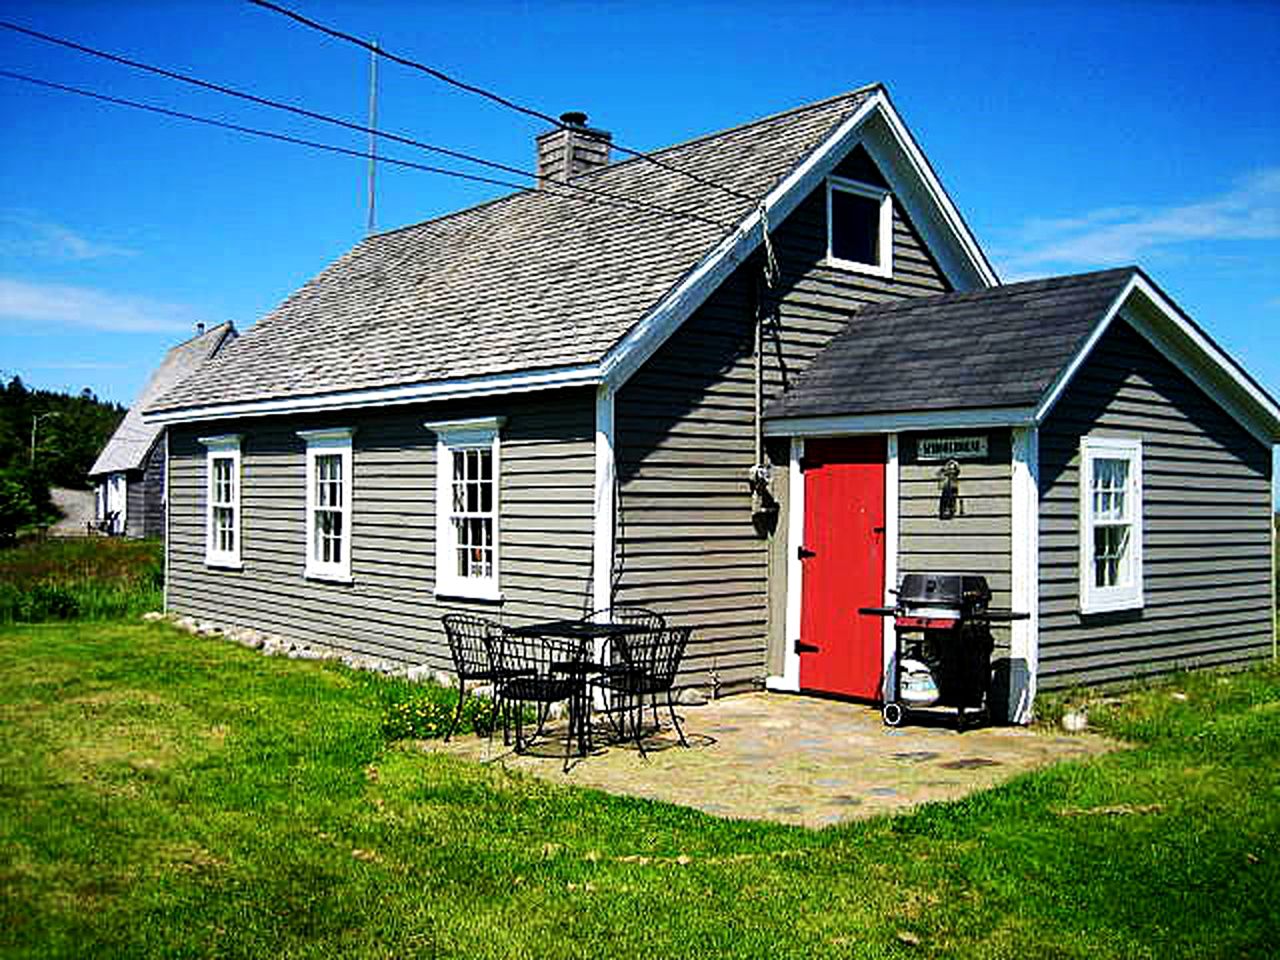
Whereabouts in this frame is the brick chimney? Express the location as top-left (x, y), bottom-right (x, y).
top-left (536, 111), bottom-right (611, 187)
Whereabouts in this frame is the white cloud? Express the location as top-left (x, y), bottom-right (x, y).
top-left (996, 167), bottom-right (1280, 277)
top-left (0, 277), bottom-right (201, 333)
top-left (0, 211), bottom-right (136, 260)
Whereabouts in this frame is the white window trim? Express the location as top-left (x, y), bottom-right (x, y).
top-left (825, 175), bottom-right (894, 279)
top-left (1079, 436), bottom-right (1144, 614)
top-left (199, 434), bottom-right (243, 569)
top-left (299, 427), bottom-right (355, 583)
top-left (426, 417), bottom-right (505, 602)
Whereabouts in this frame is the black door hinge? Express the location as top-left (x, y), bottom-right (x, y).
top-left (797, 546), bottom-right (816, 560)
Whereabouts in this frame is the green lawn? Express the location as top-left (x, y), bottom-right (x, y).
top-left (1, 622), bottom-right (1276, 959)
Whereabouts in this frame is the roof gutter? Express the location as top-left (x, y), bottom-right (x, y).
top-left (142, 363), bottom-right (603, 425)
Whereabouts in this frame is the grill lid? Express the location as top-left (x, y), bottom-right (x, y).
top-left (897, 573), bottom-right (992, 609)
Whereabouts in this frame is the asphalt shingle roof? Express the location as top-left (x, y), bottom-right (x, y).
top-left (765, 268), bottom-right (1137, 420)
top-left (90, 322), bottom-right (235, 475)
top-left (152, 87), bottom-right (879, 414)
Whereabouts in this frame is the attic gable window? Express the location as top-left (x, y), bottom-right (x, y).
top-left (426, 417), bottom-right (505, 602)
top-left (1079, 436), bottom-right (1144, 614)
top-left (826, 175), bottom-right (893, 278)
top-left (199, 434), bottom-right (242, 569)
top-left (299, 428), bottom-right (355, 583)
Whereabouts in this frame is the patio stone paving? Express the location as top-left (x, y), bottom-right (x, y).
top-left (423, 691), bottom-right (1118, 829)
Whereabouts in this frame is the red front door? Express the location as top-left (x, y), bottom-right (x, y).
top-left (798, 436), bottom-right (886, 700)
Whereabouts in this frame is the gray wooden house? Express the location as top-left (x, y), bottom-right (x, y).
top-left (90, 322), bottom-right (235, 537)
top-left (145, 85), bottom-right (1278, 721)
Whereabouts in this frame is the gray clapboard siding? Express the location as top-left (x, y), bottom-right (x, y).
top-left (167, 388), bottom-right (595, 671)
top-left (897, 429), bottom-right (1013, 655)
top-left (616, 175), bottom-right (952, 692)
top-left (1037, 320), bottom-right (1274, 689)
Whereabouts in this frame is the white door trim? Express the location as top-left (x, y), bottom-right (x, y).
top-left (881, 433), bottom-right (900, 700)
top-left (767, 438), bottom-right (805, 692)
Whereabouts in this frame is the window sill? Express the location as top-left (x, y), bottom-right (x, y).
top-left (205, 559), bottom-right (243, 571)
top-left (305, 569), bottom-right (354, 585)
top-left (824, 255), bottom-right (893, 279)
top-left (1079, 592), bottom-right (1144, 616)
top-left (434, 585), bottom-right (505, 605)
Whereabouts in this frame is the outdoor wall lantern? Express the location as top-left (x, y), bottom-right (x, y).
top-left (937, 458), bottom-right (962, 520)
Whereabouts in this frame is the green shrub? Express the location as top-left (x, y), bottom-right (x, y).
top-left (380, 686), bottom-right (499, 741)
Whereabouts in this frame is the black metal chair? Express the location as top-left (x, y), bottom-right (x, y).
top-left (581, 606), bottom-right (664, 672)
top-left (593, 625), bottom-right (692, 758)
top-left (492, 630), bottom-right (588, 771)
top-left (441, 614), bottom-right (505, 742)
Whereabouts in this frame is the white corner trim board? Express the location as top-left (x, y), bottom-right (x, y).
top-left (592, 386), bottom-right (616, 621)
top-left (1009, 426), bottom-right (1039, 724)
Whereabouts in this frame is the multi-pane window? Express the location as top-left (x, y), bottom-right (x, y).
top-left (1079, 437), bottom-right (1143, 613)
top-left (826, 175), bottom-right (893, 277)
top-left (451, 446), bottom-right (494, 580)
top-left (212, 457), bottom-right (236, 555)
top-left (299, 428), bottom-right (354, 582)
top-left (427, 417), bottom-right (504, 600)
top-left (200, 434), bottom-right (242, 568)
top-left (314, 453), bottom-right (345, 566)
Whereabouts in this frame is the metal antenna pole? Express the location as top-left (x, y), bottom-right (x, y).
top-left (365, 39), bottom-right (378, 235)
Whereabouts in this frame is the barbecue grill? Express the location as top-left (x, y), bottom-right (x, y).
top-left (861, 572), bottom-right (1027, 729)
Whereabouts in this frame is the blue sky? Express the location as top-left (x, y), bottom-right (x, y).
top-left (1, 1), bottom-right (1277, 494)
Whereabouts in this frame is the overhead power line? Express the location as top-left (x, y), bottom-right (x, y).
top-left (1, 70), bottom-right (731, 229)
top-left (246, 0), bottom-right (758, 203)
top-left (0, 69), bottom-right (534, 189)
top-left (0, 18), bottom-right (729, 229)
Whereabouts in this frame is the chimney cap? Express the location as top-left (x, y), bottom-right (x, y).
top-left (196, 322), bottom-right (205, 335)
top-left (559, 110), bottom-right (589, 128)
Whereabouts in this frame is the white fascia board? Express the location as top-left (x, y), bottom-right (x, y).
top-left (600, 91), bottom-right (998, 392)
top-left (1035, 274), bottom-right (1280, 446)
top-left (764, 406), bottom-right (1036, 438)
top-left (143, 365), bottom-right (601, 425)
top-left (862, 93), bottom-right (999, 289)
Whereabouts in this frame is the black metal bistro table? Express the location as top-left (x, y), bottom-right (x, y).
top-left (504, 619), bottom-right (651, 765)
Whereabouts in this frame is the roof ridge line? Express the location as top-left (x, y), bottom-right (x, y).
top-left (361, 84), bottom-right (883, 243)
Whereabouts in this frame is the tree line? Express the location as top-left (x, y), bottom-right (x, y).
top-left (1, 376), bottom-right (126, 538)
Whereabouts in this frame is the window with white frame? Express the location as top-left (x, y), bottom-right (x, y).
top-left (298, 428), bottom-right (354, 582)
top-left (199, 434), bottom-right (242, 568)
top-left (826, 175), bottom-right (893, 278)
top-left (1079, 436), bottom-right (1143, 613)
top-left (426, 417), bottom-right (505, 600)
